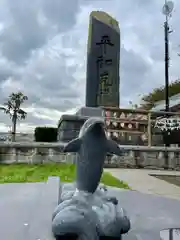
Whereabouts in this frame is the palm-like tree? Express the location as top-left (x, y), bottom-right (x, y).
top-left (0, 92), bottom-right (28, 141)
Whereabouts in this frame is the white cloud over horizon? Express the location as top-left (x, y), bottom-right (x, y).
top-left (0, 0), bottom-right (180, 133)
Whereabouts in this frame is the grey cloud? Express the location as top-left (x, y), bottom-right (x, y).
top-left (0, 0), bottom-right (180, 131)
top-left (25, 116), bottom-right (56, 127)
top-left (8, 50), bottom-right (82, 111)
top-left (42, 0), bottom-right (80, 32)
top-left (0, 110), bottom-right (56, 130)
top-left (121, 48), bottom-right (150, 76)
top-left (0, 0), bottom-right (103, 64)
top-left (120, 47), bottom-right (152, 102)
top-left (111, 0), bottom-right (180, 106)
top-left (0, 0), bottom-right (52, 64)
top-left (38, 98), bottom-right (80, 112)
top-left (0, 26), bottom-right (47, 64)
top-left (150, 45), bottom-right (164, 62)
top-left (0, 63), bottom-right (14, 83)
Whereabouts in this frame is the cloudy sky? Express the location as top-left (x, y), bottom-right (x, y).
top-left (0, 0), bottom-right (180, 133)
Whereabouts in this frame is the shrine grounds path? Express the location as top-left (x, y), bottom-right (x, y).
top-left (105, 168), bottom-right (180, 200)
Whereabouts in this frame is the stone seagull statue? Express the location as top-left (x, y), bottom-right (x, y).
top-left (52, 117), bottom-right (131, 239)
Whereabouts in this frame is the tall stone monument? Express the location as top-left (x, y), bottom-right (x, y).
top-left (86, 11), bottom-right (120, 108)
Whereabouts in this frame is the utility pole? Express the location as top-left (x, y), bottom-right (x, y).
top-left (162, 0), bottom-right (174, 169)
top-left (164, 18), bottom-right (169, 113)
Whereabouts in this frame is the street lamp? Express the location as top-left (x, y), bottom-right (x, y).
top-left (162, 0), bottom-right (174, 168)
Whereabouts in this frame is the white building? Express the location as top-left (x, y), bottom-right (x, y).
top-left (151, 93), bottom-right (180, 112)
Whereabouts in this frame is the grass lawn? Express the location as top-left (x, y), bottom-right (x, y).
top-left (0, 163), bottom-right (130, 189)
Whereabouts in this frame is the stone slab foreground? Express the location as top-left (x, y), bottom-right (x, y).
top-left (0, 177), bottom-right (180, 240)
top-left (0, 177), bottom-right (59, 240)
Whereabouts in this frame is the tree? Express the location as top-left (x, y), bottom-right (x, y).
top-left (128, 101), bottom-right (138, 109)
top-left (141, 79), bottom-right (180, 110)
top-left (0, 92), bottom-right (28, 141)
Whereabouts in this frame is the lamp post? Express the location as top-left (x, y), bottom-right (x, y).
top-left (164, 16), bottom-right (169, 113)
top-left (162, 0), bottom-right (174, 168)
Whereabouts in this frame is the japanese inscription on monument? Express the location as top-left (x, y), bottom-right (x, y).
top-left (96, 35), bottom-right (114, 105)
top-left (85, 11), bottom-right (120, 107)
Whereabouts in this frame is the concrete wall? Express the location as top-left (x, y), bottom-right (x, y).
top-left (0, 149), bottom-right (76, 164)
top-left (104, 152), bottom-right (180, 170)
top-left (1, 148), bottom-right (180, 170)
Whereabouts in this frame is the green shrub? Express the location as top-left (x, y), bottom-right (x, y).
top-left (34, 127), bottom-right (57, 142)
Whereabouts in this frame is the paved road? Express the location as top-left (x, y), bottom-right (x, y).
top-left (1, 177), bottom-right (180, 239)
top-left (105, 168), bottom-right (180, 200)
